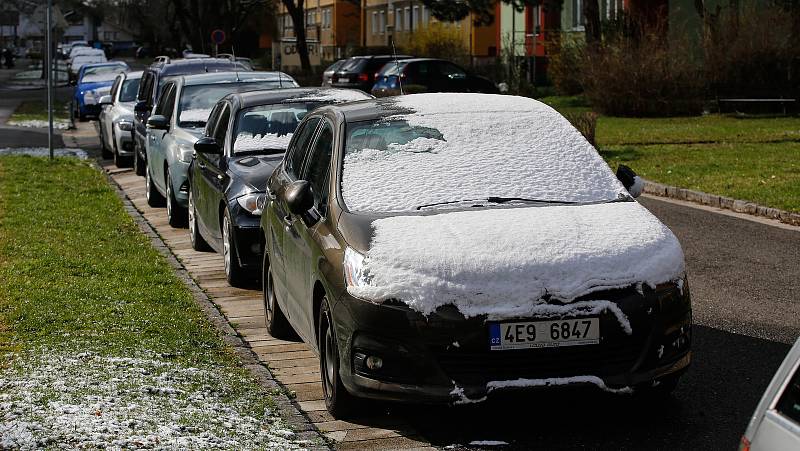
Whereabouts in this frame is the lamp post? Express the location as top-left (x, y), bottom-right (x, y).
top-left (46, 0), bottom-right (54, 160)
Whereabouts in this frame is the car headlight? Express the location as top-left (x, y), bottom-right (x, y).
top-left (177, 144), bottom-right (194, 163)
top-left (344, 246), bottom-right (369, 288)
top-left (83, 91), bottom-right (97, 105)
top-left (117, 120), bottom-right (133, 132)
top-left (237, 192), bottom-right (266, 216)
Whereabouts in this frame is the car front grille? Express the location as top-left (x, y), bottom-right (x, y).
top-left (434, 337), bottom-right (644, 386)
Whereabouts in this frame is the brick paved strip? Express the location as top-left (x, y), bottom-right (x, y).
top-left (101, 161), bottom-right (432, 450)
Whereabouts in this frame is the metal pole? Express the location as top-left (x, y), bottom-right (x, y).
top-left (46, 0), bottom-right (54, 160)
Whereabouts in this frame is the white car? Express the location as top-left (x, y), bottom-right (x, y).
top-left (98, 71), bottom-right (142, 166)
top-left (741, 337), bottom-right (800, 450)
top-left (69, 54), bottom-right (108, 77)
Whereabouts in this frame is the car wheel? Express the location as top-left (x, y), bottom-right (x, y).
top-left (319, 297), bottom-right (356, 416)
top-left (145, 166), bottom-right (165, 207)
top-left (112, 132), bottom-right (131, 168)
top-left (166, 170), bottom-right (187, 227)
top-left (133, 141), bottom-right (145, 176)
top-left (100, 127), bottom-right (112, 159)
top-left (263, 252), bottom-right (291, 338)
top-left (188, 188), bottom-right (211, 251)
top-left (222, 210), bottom-right (250, 287)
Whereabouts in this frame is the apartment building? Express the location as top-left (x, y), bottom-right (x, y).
top-left (276, 0), bottom-right (360, 69)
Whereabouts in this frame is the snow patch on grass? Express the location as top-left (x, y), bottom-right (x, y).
top-left (0, 349), bottom-right (309, 450)
top-left (6, 119), bottom-right (70, 130)
top-left (0, 147), bottom-right (88, 159)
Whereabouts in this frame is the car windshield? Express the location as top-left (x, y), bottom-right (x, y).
top-left (119, 78), bottom-right (140, 102)
top-left (340, 58), bottom-right (366, 72)
top-left (378, 61), bottom-right (407, 76)
top-left (340, 96), bottom-right (627, 213)
top-left (177, 81), bottom-right (285, 128)
top-left (83, 65), bottom-right (125, 77)
top-left (233, 102), bottom-right (320, 154)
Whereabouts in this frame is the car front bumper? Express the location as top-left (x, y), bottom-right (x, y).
top-left (114, 124), bottom-right (135, 155)
top-left (228, 206), bottom-right (263, 269)
top-left (332, 285), bottom-right (692, 404)
top-left (168, 160), bottom-right (191, 207)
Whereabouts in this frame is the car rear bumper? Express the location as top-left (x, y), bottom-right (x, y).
top-left (332, 284), bottom-right (692, 404)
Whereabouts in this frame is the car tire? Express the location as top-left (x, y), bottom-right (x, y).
top-left (145, 166), bottom-right (165, 207)
top-left (133, 142), bottom-right (145, 176)
top-left (222, 209), bottom-right (251, 287)
top-left (319, 297), bottom-right (357, 417)
top-left (166, 170), bottom-right (187, 227)
top-left (112, 132), bottom-right (132, 168)
top-left (188, 188), bottom-right (211, 252)
top-left (263, 252), bottom-right (292, 338)
top-left (100, 128), bottom-right (112, 159)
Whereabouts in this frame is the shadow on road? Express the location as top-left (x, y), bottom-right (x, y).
top-left (339, 325), bottom-right (790, 450)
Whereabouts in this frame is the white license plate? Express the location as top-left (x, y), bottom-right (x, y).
top-left (489, 318), bottom-right (600, 350)
top-left (338, 77), bottom-right (350, 83)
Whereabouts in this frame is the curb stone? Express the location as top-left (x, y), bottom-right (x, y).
top-left (97, 163), bottom-right (331, 450)
top-left (643, 179), bottom-right (800, 227)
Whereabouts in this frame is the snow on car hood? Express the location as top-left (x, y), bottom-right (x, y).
top-left (348, 201), bottom-right (685, 319)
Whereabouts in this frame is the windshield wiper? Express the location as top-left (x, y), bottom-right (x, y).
top-left (416, 197), bottom-right (575, 210)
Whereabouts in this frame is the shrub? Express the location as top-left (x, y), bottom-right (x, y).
top-left (401, 23), bottom-right (468, 64)
top-left (547, 37), bottom-right (584, 96)
top-left (564, 112), bottom-right (598, 146)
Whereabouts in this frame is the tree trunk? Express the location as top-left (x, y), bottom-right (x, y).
top-left (284, 0), bottom-right (311, 72)
top-left (583, 0), bottom-right (601, 47)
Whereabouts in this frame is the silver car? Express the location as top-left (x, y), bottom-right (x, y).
top-left (144, 71), bottom-right (298, 227)
top-left (98, 71), bottom-right (142, 167)
top-left (741, 336), bottom-right (800, 451)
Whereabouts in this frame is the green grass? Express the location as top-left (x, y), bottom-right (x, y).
top-left (601, 142), bottom-right (800, 212)
top-left (9, 100), bottom-right (70, 123)
top-left (0, 156), bottom-right (253, 365)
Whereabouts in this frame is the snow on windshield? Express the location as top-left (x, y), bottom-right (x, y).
top-left (179, 108), bottom-right (212, 123)
top-left (348, 201), bottom-right (685, 318)
top-left (234, 132), bottom-right (293, 152)
top-left (340, 93), bottom-right (626, 213)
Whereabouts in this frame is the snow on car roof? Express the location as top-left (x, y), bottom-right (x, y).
top-left (349, 201), bottom-right (685, 318)
top-left (287, 88), bottom-right (372, 103)
top-left (340, 93), bottom-right (626, 213)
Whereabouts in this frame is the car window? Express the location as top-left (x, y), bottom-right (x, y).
top-left (301, 121), bottom-right (334, 214)
top-left (213, 104), bottom-right (231, 146)
top-left (154, 83), bottom-right (176, 119)
top-left (340, 58), bottom-right (366, 72)
top-left (776, 364), bottom-right (800, 425)
top-left (233, 102), bottom-right (322, 155)
top-left (437, 61), bottom-right (466, 79)
top-left (285, 117), bottom-right (321, 179)
top-left (176, 81), bottom-right (287, 129)
top-left (137, 72), bottom-right (153, 103)
top-left (110, 76), bottom-right (121, 100)
top-left (205, 103), bottom-right (223, 137)
top-left (119, 77), bottom-right (141, 102)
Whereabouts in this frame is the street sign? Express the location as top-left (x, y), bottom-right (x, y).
top-left (211, 29), bottom-right (226, 45)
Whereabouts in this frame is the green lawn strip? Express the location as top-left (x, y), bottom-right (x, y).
top-left (0, 156), bottom-right (276, 421)
top-left (597, 115), bottom-right (800, 146)
top-left (601, 142), bottom-right (800, 213)
top-left (539, 95), bottom-right (592, 115)
top-left (9, 100), bottom-right (70, 122)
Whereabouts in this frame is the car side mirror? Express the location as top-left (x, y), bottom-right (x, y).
top-left (146, 114), bottom-right (169, 130)
top-left (285, 180), bottom-right (314, 215)
top-left (98, 95), bottom-right (112, 105)
top-left (194, 136), bottom-right (221, 154)
top-left (134, 101), bottom-right (149, 114)
top-left (616, 164), bottom-right (644, 198)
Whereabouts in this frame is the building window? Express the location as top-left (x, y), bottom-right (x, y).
top-left (379, 10), bottom-right (385, 34)
top-left (572, 0), bottom-right (584, 30)
top-left (396, 8), bottom-right (402, 31)
top-left (285, 14), bottom-right (292, 31)
top-left (372, 11), bottom-right (378, 35)
top-left (405, 7), bottom-right (411, 31)
top-left (422, 6), bottom-right (430, 25)
top-left (413, 6), bottom-right (420, 28)
top-left (605, 0), bottom-right (623, 19)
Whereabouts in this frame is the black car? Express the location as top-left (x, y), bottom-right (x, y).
top-left (371, 58), bottom-right (499, 97)
top-left (330, 55), bottom-right (412, 92)
top-left (132, 57), bottom-right (251, 176)
top-left (188, 88), bottom-right (372, 287)
top-left (260, 93), bottom-right (691, 416)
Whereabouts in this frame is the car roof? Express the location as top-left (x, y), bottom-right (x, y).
top-left (148, 58), bottom-right (247, 77)
top-left (231, 88), bottom-right (370, 109)
top-left (123, 70), bottom-right (144, 80)
top-left (82, 61), bottom-right (128, 69)
top-left (178, 71), bottom-right (294, 86)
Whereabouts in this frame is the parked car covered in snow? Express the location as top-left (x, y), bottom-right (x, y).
top-left (740, 336), bottom-right (800, 451)
top-left (68, 51), bottom-right (109, 84)
top-left (98, 70), bottom-right (143, 166)
top-left (259, 93), bottom-right (692, 415)
top-left (143, 71), bottom-right (299, 227)
top-left (188, 88), bottom-right (372, 286)
top-left (71, 61), bottom-right (129, 121)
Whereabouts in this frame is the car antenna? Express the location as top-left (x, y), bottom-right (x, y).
top-left (231, 45), bottom-right (240, 81)
top-left (391, 37), bottom-right (404, 95)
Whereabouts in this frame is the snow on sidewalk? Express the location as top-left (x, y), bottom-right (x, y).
top-left (0, 147), bottom-right (88, 159)
top-left (0, 348), bottom-right (309, 450)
